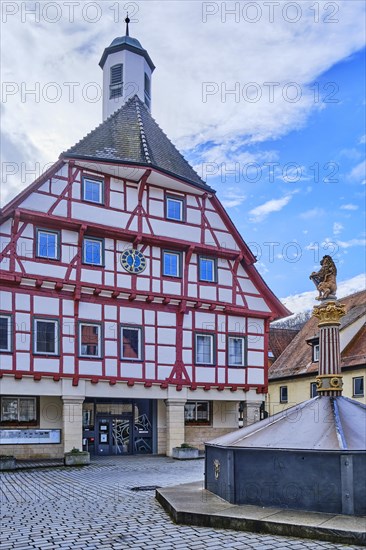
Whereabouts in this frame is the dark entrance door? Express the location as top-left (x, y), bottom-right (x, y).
top-left (96, 416), bottom-right (133, 455)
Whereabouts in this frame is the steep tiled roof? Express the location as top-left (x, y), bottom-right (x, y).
top-left (269, 328), bottom-right (299, 360)
top-left (62, 95), bottom-right (212, 191)
top-left (269, 290), bottom-right (366, 380)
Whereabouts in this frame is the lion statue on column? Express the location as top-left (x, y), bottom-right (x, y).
top-left (310, 255), bottom-right (337, 300)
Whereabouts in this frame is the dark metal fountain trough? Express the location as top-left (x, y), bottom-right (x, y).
top-left (205, 396), bottom-right (366, 515)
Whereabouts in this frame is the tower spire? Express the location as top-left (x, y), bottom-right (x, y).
top-left (125, 14), bottom-right (130, 37)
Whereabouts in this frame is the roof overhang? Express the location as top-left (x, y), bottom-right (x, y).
top-left (99, 43), bottom-right (155, 71)
top-left (61, 154), bottom-right (215, 194)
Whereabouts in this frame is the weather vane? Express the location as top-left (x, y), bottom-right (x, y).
top-left (125, 13), bottom-right (130, 36)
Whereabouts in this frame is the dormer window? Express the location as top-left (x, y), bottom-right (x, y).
top-left (313, 343), bottom-right (320, 362)
top-left (144, 73), bottom-right (151, 108)
top-left (110, 64), bottom-right (123, 99)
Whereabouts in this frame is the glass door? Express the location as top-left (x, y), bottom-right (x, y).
top-left (97, 417), bottom-right (111, 455)
top-left (112, 417), bottom-right (132, 454)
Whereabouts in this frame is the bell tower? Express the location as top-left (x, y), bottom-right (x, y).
top-left (99, 16), bottom-right (155, 120)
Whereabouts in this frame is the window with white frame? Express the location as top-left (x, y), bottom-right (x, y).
top-left (280, 386), bottom-right (288, 403)
top-left (121, 326), bottom-right (143, 361)
top-left (162, 250), bottom-right (181, 278)
top-left (195, 333), bottom-right (214, 365)
top-left (0, 315), bottom-right (11, 352)
top-left (198, 256), bottom-right (216, 282)
top-left (228, 335), bottom-right (246, 367)
top-left (1, 397), bottom-right (37, 423)
top-left (83, 237), bottom-right (103, 266)
top-left (82, 177), bottom-right (104, 204)
top-left (110, 64), bottom-right (123, 98)
top-left (353, 377), bottom-right (364, 397)
top-left (313, 344), bottom-right (320, 362)
top-left (184, 401), bottom-right (211, 425)
top-left (36, 229), bottom-right (59, 260)
top-left (34, 319), bottom-right (59, 355)
top-left (166, 195), bottom-right (184, 221)
top-left (310, 381), bottom-right (318, 398)
top-left (79, 323), bottom-right (102, 358)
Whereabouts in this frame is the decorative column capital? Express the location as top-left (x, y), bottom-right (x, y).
top-left (313, 301), bottom-right (346, 326)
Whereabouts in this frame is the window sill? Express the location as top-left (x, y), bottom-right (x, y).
top-left (166, 217), bottom-right (185, 223)
top-left (33, 353), bottom-right (60, 357)
top-left (162, 275), bottom-right (182, 280)
top-left (36, 256), bottom-right (60, 261)
top-left (82, 199), bottom-right (105, 206)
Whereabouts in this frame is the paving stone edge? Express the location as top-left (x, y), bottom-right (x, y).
top-left (155, 488), bottom-right (366, 547)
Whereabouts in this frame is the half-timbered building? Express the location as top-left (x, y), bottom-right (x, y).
top-left (0, 26), bottom-right (289, 459)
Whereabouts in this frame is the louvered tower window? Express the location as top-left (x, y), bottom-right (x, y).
top-left (110, 64), bottom-right (123, 99)
top-left (144, 73), bottom-right (151, 108)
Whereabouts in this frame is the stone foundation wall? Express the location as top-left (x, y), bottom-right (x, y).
top-left (185, 426), bottom-right (235, 450)
top-left (0, 444), bottom-right (64, 460)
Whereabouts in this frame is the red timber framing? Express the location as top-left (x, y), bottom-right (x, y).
top-left (0, 159), bottom-right (289, 392)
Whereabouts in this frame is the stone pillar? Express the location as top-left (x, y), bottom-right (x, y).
top-left (165, 399), bottom-right (186, 457)
top-left (242, 401), bottom-right (261, 427)
top-left (62, 397), bottom-right (84, 453)
top-left (313, 300), bottom-right (346, 396)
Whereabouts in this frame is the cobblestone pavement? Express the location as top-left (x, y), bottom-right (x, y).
top-left (0, 456), bottom-right (363, 550)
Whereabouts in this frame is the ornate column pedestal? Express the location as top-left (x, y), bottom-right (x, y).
top-left (313, 300), bottom-right (346, 396)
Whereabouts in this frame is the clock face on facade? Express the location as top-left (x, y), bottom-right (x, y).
top-left (120, 249), bottom-right (147, 274)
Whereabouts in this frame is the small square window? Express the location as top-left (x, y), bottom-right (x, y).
top-left (228, 336), bottom-right (246, 367)
top-left (0, 315), bottom-right (11, 352)
top-left (195, 333), bottom-right (214, 365)
top-left (36, 229), bottom-right (59, 260)
top-left (121, 326), bottom-right (143, 361)
top-left (79, 323), bottom-right (102, 358)
top-left (353, 377), bottom-right (364, 397)
top-left (83, 238), bottom-right (103, 266)
top-left (82, 177), bottom-right (104, 204)
top-left (310, 382), bottom-right (318, 398)
top-left (162, 251), bottom-right (181, 278)
top-left (199, 256), bottom-right (216, 282)
top-left (166, 196), bottom-right (184, 221)
top-left (185, 401), bottom-right (211, 425)
top-left (34, 319), bottom-right (59, 355)
top-left (280, 386), bottom-right (288, 403)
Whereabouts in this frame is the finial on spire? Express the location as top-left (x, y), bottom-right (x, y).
top-left (125, 14), bottom-right (130, 37)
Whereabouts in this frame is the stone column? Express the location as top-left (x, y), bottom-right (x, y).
top-left (62, 397), bottom-right (85, 453)
top-left (165, 399), bottom-right (186, 457)
top-left (242, 401), bottom-right (261, 426)
top-left (313, 300), bottom-right (346, 396)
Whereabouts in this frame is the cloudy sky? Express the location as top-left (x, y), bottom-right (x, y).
top-left (1, 0), bottom-right (365, 311)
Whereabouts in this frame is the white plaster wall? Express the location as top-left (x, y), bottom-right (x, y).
top-left (247, 368), bottom-right (264, 384)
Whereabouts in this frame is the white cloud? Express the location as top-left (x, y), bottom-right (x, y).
top-left (249, 193), bottom-right (295, 222)
top-left (340, 203), bottom-right (358, 210)
top-left (347, 160), bottom-right (366, 184)
top-left (220, 187), bottom-right (247, 208)
top-left (1, 0), bottom-right (366, 205)
top-left (299, 208), bottom-right (325, 220)
top-left (281, 274), bottom-right (366, 314)
top-left (360, 135), bottom-right (366, 144)
top-left (333, 222), bottom-right (344, 235)
top-left (335, 238), bottom-right (366, 249)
